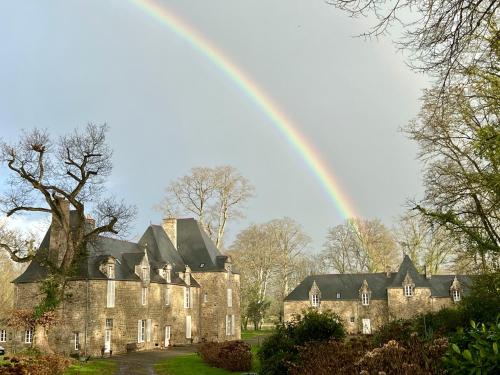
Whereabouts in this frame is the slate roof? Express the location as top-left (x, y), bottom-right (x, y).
top-left (14, 215), bottom-right (227, 285)
top-left (285, 255), bottom-right (471, 301)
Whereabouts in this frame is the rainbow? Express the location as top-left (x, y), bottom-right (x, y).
top-left (129, 0), bottom-right (358, 220)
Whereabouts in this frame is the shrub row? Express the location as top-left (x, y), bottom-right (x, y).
top-left (198, 340), bottom-right (252, 372)
top-left (0, 353), bottom-right (73, 375)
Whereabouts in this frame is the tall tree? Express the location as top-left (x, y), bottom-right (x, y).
top-left (395, 212), bottom-right (462, 273)
top-left (160, 165), bottom-right (254, 248)
top-left (0, 125), bottom-right (136, 274)
top-left (327, 0), bottom-right (499, 86)
top-left (322, 218), bottom-right (400, 273)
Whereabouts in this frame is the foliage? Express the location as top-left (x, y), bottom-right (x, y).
top-left (64, 359), bottom-right (117, 374)
top-left (443, 319), bottom-right (500, 374)
top-left (247, 299), bottom-right (271, 330)
top-left (287, 336), bottom-right (374, 375)
top-left (411, 308), bottom-right (468, 341)
top-left (259, 309), bottom-right (345, 375)
top-left (373, 319), bottom-right (415, 346)
top-left (198, 340), bottom-right (252, 372)
top-left (460, 273), bottom-right (500, 324)
top-left (0, 353), bottom-right (73, 375)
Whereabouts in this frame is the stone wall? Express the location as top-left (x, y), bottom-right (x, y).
top-left (387, 287), bottom-right (433, 320)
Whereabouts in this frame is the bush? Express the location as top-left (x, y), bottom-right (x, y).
top-left (198, 340), bottom-right (252, 372)
top-left (259, 309), bottom-right (345, 375)
top-left (412, 308), bottom-right (468, 340)
top-left (443, 319), bottom-right (500, 374)
top-left (0, 353), bottom-right (73, 375)
top-left (373, 319), bottom-right (414, 346)
top-left (287, 336), bottom-right (374, 375)
top-left (460, 273), bottom-right (500, 325)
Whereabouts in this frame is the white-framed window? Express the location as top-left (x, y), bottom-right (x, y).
top-left (404, 285), bottom-right (414, 297)
top-left (107, 280), bottom-right (115, 308)
top-left (146, 319), bottom-right (152, 342)
top-left (361, 293), bottom-right (370, 306)
top-left (0, 329), bottom-right (6, 342)
top-left (138, 320), bottom-right (146, 343)
top-left (165, 268), bottom-right (171, 283)
top-left (108, 265), bottom-right (115, 279)
top-left (185, 315), bottom-right (192, 339)
top-left (311, 293), bottom-right (320, 307)
top-left (141, 287), bottom-right (148, 306)
top-left (106, 318), bottom-right (113, 329)
top-left (25, 329), bottom-right (33, 344)
top-left (336, 292), bottom-right (341, 299)
top-left (142, 267), bottom-right (148, 280)
top-left (203, 293), bottom-right (208, 303)
top-left (165, 286), bottom-right (171, 306)
top-left (452, 289), bottom-right (461, 302)
top-left (74, 332), bottom-right (80, 351)
top-left (184, 287), bottom-right (190, 308)
top-left (227, 288), bottom-right (232, 307)
top-left (225, 314), bottom-right (235, 336)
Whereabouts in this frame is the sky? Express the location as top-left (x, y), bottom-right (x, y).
top-left (0, 0), bottom-right (429, 250)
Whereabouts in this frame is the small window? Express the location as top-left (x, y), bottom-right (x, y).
top-left (0, 329), bottom-right (6, 342)
top-left (142, 267), bottom-right (148, 280)
top-left (311, 293), bottom-right (320, 307)
top-left (25, 329), bottom-right (33, 344)
top-left (361, 293), bottom-right (370, 306)
top-left (350, 317), bottom-right (355, 323)
top-left (108, 265), bottom-right (115, 279)
top-left (165, 286), bottom-right (171, 306)
top-left (106, 318), bottom-right (113, 329)
top-left (336, 292), bottom-right (341, 299)
top-left (74, 332), bottom-right (80, 351)
top-left (166, 269), bottom-right (171, 283)
top-left (142, 287), bottom-right (148, 306)
top-left (184, 287), bottom-right (191, 308)
top-left (452, 289), bottom-right (461, 302)
top-left (203, 293), bottom-right (208, 303)
top-left (404, 285), bottom-right (413, 297)
top-left (200, 263), bottom-right (205, 268)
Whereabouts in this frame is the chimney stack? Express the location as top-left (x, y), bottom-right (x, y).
top-left (424, 265), bottom-right (432, 279)
top-left (162, 218), bottom-right (177, 249)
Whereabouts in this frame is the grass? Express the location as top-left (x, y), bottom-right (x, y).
top-left (0, 355), bottom-right (10, 366)
top-left (64, 359), bottom-right (117, 374)
top-left (241, 328), bottom-right (274, 340)
top-left (155, 345), bottom-right (261, 375)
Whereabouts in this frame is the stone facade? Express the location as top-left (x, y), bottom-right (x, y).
top-left (284, 256), bottom-right (470, 334)
top-left (0, 207), bottom-right (240, 356)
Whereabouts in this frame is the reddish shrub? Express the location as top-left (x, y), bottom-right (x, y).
top-left (0, 353), bottom-right (74, 375)
top-left (199, 340), bottom-right (252, 372)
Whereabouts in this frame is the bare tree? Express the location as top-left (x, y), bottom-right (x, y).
top-left (160, 165), bottom-right (254, 248)
top-left (327, 0), bottom-right (499, 86)
top-left (322, 218), bottom-right (400, 273)
top-left (0, 124), bottom-right (136, 273)
top-left (395, 212), bottom-right (462, 273)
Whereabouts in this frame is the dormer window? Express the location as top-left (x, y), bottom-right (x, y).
top-left (450, 276), bottom-right (462, 302)
top-left (142, 267), bottom-right (148, 280)
top-left (108, 265), bottom-right (115, 279)
top-left (165, 264), bottom-right (172, 283)
top-left (361, 293), bottom-right (370, 306)
top-left (452, 289), bottom-right (461, 302)
top-left (311, 293), bottom-right (320, 307)
top-left (404, 284), bottom-right (414, 297)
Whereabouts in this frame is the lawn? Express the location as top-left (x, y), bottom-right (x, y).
top-left (241, 329), bottom-right (274, 340)
top-left (64, 359), bottom-right (117, 374)
top-left (155, 346), bottom-right (261, 375)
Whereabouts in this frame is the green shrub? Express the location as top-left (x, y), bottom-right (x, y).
top-left (198, 340), bottom-right (252, 372)
top-left (460, 273), bottom-right (500, 325)
top-left (443, 319), bottom-right (500, 374)
top-left (373, 319), bottom-right (414, 346)
top-left (412, 308), bottom-right (468, 340)
top-left (258, 309), bottom-right (345, 375)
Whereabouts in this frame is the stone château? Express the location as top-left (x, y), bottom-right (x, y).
top-left (284, 255), bottom-right (469, 334)
top-left (0, 199), bottom-right (240, 356)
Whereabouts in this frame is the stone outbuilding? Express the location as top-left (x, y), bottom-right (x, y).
top-left (1, 205), bottom-right (240, 356)
top-left (284, 255), bottom-right (470, 334)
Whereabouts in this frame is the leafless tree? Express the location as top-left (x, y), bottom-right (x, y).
top-left (327, 0), bottom-right (499, 86)
top-left (160, 165), bottom-right (254, 248)
top-left (0, 124), bottom-right (137, 273)
top-left (322, 218), bottom-right (400, 273)
top-left (395, 212), bottom-right (462, 273)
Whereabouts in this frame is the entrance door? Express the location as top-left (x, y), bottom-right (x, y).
top-left (165, 326), bottom-right (171, 347)
top-left (104, 329), bottom-right (112, 352)
top-left (362, 319), bottom-right (371, 334)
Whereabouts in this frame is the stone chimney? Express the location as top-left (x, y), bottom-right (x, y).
top-left (49, 197), bottom-right (70, 267)
top-left (424, 265), bottom-right (432, 279)
top-left (162, 218), bottom-right (177, 249)
top-left (385, 266), bottom-right (392, 278)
